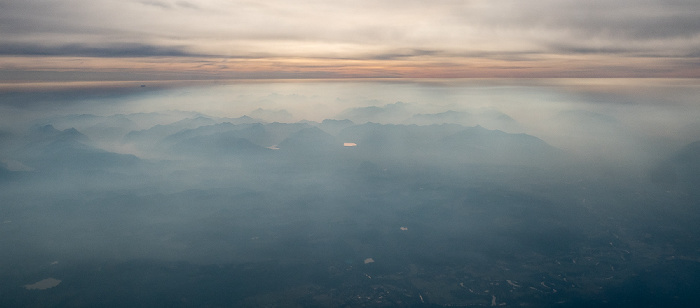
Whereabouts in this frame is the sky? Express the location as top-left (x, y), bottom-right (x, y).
top-left (1, 0), bottom-right (700, 81)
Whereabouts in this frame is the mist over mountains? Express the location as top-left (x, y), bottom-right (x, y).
top-left (1, 80), bottom-right (699, 307)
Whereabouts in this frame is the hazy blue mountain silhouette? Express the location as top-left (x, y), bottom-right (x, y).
top-left (440, 125), bottom-right (562, 164)
top-left (336, 102), bottom-right (411, 123)
top-left (40, 113), bottom-right (138, 141)
top-left (277, 126), bottom-right (340, 152)
top-left (169, 131), bottom-right (271, 159)
top-left (336, 123), bottom-right (557, 164)
top-left (215, 115), bottom-right (258, 125)
top-left (161, 122), bottom-right (313, 149)
top-left (162, 122), bottom-right (238, 144)
top-left (316, 119), bottom-right (355, 136)
top-left (259, 122), bottom-right (313, 146)
top-left (21, 125), bottom-right (139, 172)
top-left (124, 116), bottom-right (218, 144)
top-left (410, 109), bottom-right (521, 132)
top-left (338, 122), bottom-right (465, 149)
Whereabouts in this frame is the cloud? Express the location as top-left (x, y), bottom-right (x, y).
top-left (1, 0), bottom-right (699, 78)
top-left (137, 0), bottom-right (200, 10)
top-left (138, 0), bottom-right (173, 9)
top-left (360, 49), bottom-right (441, 61)
top-left (0, 43), bottom-right (204, 58)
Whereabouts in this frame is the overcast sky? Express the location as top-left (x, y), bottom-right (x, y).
top-left (1, 0), bottom-right (699, 80)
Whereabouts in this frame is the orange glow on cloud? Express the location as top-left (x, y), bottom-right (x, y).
top-left (1, 1), bottom-right (699, 80)
top-left (3, 53), bottom-right (698, 81)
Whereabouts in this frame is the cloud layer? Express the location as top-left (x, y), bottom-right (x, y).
top-left (1, 0), bottom-right (699, 79)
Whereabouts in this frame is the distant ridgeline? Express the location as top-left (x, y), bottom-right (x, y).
top-left (3, 116), bottom-right (565, 179)
top-left (1, 109), bottom-right (699, 308)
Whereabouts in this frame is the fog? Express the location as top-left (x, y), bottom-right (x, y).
top-left (1, 79), bottom-right (699, 307)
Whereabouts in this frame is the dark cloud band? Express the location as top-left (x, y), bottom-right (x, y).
top-left (0, 43), bottom-right (204, 58)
